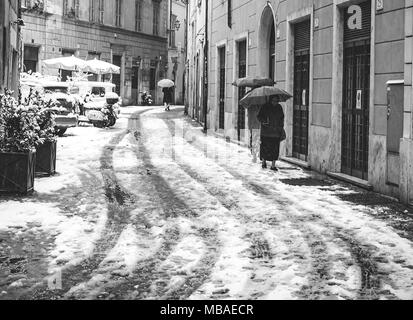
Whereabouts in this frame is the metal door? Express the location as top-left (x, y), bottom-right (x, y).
top-left (293, 20), bottom-right (311, 160)
top-left (341, 1), bottom-right (371, 180)
top-left (342, 40), bottom-right (370, 180)
top-left (113, 55), bottom-right (122, 96)
top-left (386, 81), bottom-right (404, 186)
top-left (219, 47), bottom-right (226, 130)
top-left (131, 66), bottom-right (139, 105)
top-left (238, 40), bottom-right (247, 141)
top-left (196, 55), bottom-right (200, 120)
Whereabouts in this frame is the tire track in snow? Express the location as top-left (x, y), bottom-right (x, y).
top-left (21, 109), bottom-right (181, 299)
top-left (161, 113), bottom-right (394, 299)
top-left (163, 155), bottom-right (312, 299)
top-left (20, 130), bottom-right (135, 299)
top-left (95, 114), bottom-right (221, 299)
top-left (64, 112), bottom-right (189, 299)
top-left (169, 113), bottom-right (408, 300)
top-left (159, 114), bottom-right (344, 299)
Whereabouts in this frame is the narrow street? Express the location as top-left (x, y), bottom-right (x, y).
top-left (1, 106), bottom-right (413, 300)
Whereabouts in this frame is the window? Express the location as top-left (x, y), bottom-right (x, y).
top-left (63, 0), bottom-right (79, 18)
top-left (99, 0), bottom-right (104, 24)
top-left (24, 46), bottom-right (39, 73)
top-left (228, 0), bottom-right (232, 28)
top-left (2, 27), bottom-right (7, 82)
top-left (89, 0), bottom-right (95, 22)
top-left (169, 14), bottom-right (177, 47)
top-left (153, 1), bottom-right (160, 36)
top-left (269, 23), bottom-right (275, 80)
top-left (74, 0), bottom-right (80, 18)
top-left (61, 49), bottom-right (75, 81)
top-left (135, 0), bottom-right (142, 31)
top-left (63, 0), bottom-right (69, 15)
top-left (115, 0), bottom-right (122, 27)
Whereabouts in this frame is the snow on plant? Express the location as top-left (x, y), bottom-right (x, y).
top-left (22, 89), bottom-right (58, 144)
top-left (0, 89), bottom-right (57, 153)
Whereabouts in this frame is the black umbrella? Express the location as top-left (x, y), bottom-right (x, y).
top-left (232, 76), bottom-right (276, 88)
top-left (239, 86), bottom-right (292, 109)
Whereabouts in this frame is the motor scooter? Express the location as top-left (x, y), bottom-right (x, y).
top-left (84, 94), bottom-right (119, 128)
top-left (141, 91), bottom-right (153, 106)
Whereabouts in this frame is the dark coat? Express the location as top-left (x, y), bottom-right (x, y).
top-left (163, 87), bottom-right (173, 104)
top-left (257, 103), bottom-right (285, 138)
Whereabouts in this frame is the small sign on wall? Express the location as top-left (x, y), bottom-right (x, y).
top-left (314, 18), bottom-right (319, 29)
top-left (302, 89), bottom-right (307, 106)
top-left (356, 90), bottom-right (362, 109)
top-left (376, 0), bottom-right (384, 11)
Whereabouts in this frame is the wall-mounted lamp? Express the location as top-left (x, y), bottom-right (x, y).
top-left (376, 0), bottom-right (384, 11)
top-left (174, 20), bottom-right (181, 31)
top-left (12, 18), bottom-right (25, 26)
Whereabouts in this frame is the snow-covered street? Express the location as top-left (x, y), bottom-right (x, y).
top-left (1, 106), bottom-right (413, 300)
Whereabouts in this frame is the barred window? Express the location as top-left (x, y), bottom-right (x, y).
top-left (74, 0), bottom-right (80, 18)
top-left (135, 0), bottom-right (142, 31)
top-left (153, 1), bottom-right (160, 36)
top-left (115, 0), bottom-right (122, 27)
top-left (89, 0), bottom-right (95, 22)
top-left (63, 0), bottom-right (69, 15)
top-left (99, 0), bottom-right (104, 24)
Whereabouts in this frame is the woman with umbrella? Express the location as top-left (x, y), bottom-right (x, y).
top-left (158, 79), bottom-right (175, 111)
top-left (240, 85), bottom-right (291, 171)
top-left (257, 95), bottom-right (285, 171)
top-left (163, 87), bottom-right (173, 111)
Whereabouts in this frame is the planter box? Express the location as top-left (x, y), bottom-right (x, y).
top-left (0, 151), bottom-right (36, 195)
top-left (35, 140), bottom-right (57, 176)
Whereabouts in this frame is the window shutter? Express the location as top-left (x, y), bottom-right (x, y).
top-left (294, 20), bottom-right (311, 51)
top-left (344, 1), bottom-right (371, 43)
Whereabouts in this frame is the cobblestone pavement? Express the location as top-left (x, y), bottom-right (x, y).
top-left (1, 106), bottom-right (413, 300)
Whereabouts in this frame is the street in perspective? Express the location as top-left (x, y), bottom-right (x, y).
top-left (1, 0), bottom-right (413, 302)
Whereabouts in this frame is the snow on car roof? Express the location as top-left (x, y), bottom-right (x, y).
top-left (75, 81), bottom-right (116, 88)
top-left (40, 81), bottom-right (72, 88)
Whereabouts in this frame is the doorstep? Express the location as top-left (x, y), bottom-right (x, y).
top-left (280, 156), bottom-right (311, 170)
top-left (327, 172), bottom-right (373, 191)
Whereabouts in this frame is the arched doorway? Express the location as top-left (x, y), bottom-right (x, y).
top-left (258, 5), bottom-right (275, 79)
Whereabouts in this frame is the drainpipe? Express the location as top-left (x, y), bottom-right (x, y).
top-left (184, 0), bottom-right (189, 115)
top-left (203, 0), bottom-right (209, 134)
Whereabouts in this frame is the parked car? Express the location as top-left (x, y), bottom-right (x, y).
top-left (41, 82), bottom-right (80, 136)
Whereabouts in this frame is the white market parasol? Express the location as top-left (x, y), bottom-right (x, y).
top-left (82, 58), bottom-right (121, 75)
top-left (42, 55), bottom-right (87, 70)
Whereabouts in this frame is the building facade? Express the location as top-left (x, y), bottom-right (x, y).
top-left (0, 0), bottom-right (22, 95)
top-left (190, 0), bottom-right (413, 206)
top-left (186, 0), bottom-right (207, 122)
top-left (167, 0), bottom-right (187, 105)
top-left (20, 0), bottom-right (168, 105)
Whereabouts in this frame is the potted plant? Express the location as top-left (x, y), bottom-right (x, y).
top-left (23, 90), bottom-right (58, 176)
top-left (0, 90), bottom-right (43, 194)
